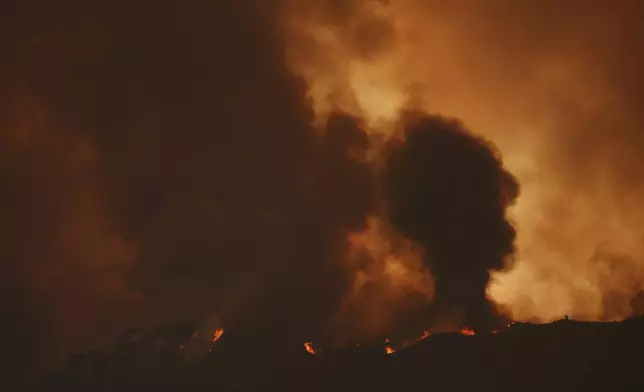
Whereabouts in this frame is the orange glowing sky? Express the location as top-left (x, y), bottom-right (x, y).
top-left (3, 1), bottom-right (644, 385)
top-left (282, 0), bottom-right (644, 323)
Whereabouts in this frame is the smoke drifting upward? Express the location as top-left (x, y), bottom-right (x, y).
top-left (4, 0), bottom-right (644, 387)
top-left (0, 94), bottom-right (137, 386)
top-left (382, 114), bottom-right (518, 331)
top-left (283, 0), bottom-right (644, 322)
top-left (0, 0), bottom-right (379, 383)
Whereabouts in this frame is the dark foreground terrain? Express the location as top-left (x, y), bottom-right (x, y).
top-left (34, 317), bottom-right (644, 392)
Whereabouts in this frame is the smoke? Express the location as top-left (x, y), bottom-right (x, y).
top-left (282, 0), bottom-right (644, 322)
top-left (0, 0), bottom-right (379, 383)
top-left (4, 0), bottom-right (644, 386)
top-left (334, 216), bottom-right (434, 343)
top-left (382, 113), bottom-right (518, 331)
top-left (0, 94), bottom-right (138, 385)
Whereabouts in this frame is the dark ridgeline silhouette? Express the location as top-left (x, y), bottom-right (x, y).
top-left (34, 316), bottom-right (644, 392)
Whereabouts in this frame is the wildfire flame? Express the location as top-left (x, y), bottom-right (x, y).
top-left (212, 328), bottom-right (224, 343)
top-left (264, 323), bottom-right (516, 360)
top-left (384, 336), bottom-right (396, 354)
top-left (418, 330), bottom-right (431, 340)
top-left (384, 329), bottom-right (432, 353)
top-left (304, 342), bottom-right (316, 355)
top-left (460, 328), bottom-right (476, 336)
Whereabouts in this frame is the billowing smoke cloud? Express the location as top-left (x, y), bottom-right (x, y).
top-left (0, 94), bottom-right (138, 386)
top-left (382, 113), bottom-right (518, 331)
top-left (0, 0), bottom-right (378, 385)
top-left (282, 0), bottom-right (644, 322)
top-left (334, 216), bottom-right (435, 343)
top-left (5, 0), bottom-right (644, 387)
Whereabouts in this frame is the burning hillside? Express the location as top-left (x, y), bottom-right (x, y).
top-left (3, 1), bottom-right (644, 389)
top-left (34, 316), bottom-right (644, 391)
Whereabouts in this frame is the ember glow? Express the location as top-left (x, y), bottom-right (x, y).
top-left (409, 330), bottom-right (431, 345)
top-left (304, 342), bottom-right (316, 356)
top-left (460, 328), bottom-right (476, 336)
top-left (396, 329), bottom-right (432, 351)
top-left (212, 328), bottom-right (224, 343)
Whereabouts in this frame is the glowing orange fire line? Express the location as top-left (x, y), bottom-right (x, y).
top-left (298, 323), bottom-right (517, 358)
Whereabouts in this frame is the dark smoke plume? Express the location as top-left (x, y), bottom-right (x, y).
top-left (284, 0), bottom-right (644, 322)
top-left (1, 0), bottom-right (531, 387)
top-left (0, 0), bottom-right (375, 386)
top-left (383, 113), bottom-right (519, 331)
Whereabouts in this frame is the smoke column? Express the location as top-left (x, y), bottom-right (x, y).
top-left (382, 113), bottom-right (519, 331)
top-left (0, 0), bottom-right (378, 385)
top-left (4, 0), bottom-right (644, 388)
top-left (283, 0), bottom-right (644, 322)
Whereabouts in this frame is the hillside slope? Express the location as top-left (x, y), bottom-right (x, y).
top-left (35, 317), bottom-right (644, 391)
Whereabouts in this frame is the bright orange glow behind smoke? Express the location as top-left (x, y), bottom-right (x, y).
top-left (335, 217), bottom-right (434, 341)
top-left (283, 0), bottom-right (644, 323)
